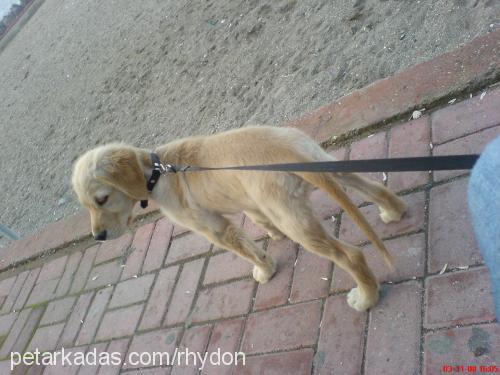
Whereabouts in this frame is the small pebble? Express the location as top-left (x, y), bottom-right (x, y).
top-left (411, 110), bottom-right (422, 120)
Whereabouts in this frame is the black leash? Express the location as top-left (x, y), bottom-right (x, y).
top-left (140, 153), bottom-right (479, 208)
top-left (174, 155), bottom-right (480, 173)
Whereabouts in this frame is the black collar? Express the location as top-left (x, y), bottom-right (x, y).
top-left (140, 153), bottom-right (177, 209)
top-left (140, 153), bottom-right (163, 209)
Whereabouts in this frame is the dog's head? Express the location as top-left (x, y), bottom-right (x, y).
top-left (72, 143), bottom-right (148, 241)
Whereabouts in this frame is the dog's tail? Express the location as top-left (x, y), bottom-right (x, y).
top-left (295, 171), bottom-right (395, 271)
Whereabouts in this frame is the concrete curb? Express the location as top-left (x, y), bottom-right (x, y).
top-left (289, 29), bottom-right (500, 145)
top-left (1, 30), bottom-right (499, 272)
top-left (0, 0), bottom-right (46, 54)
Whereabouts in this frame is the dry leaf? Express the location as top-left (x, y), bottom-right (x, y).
top-left (439, 263), bottom-right (448, 275)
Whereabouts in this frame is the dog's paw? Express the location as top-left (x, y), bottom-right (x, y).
top-left (268, 231), bottom-right (285, 241)
top-left (252, 258), bottom-right (277, 284)
top-left (347, 287), bottom-right (379, 312)
top-left (379, 200), bottom-right (408, 224)
top-left (379, 209), bottom-right (402, 224)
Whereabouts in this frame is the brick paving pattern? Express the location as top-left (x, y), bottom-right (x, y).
top-left (0, 88), bottom-right (498, 374)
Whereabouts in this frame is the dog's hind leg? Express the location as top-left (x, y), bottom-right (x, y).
top-left (253, 189), bottom-right (379, 311)
top-left (334, 172), bottom-right (408, 223)
top-left (244, 210), bottom-right (285, 240)
top-left (175, 209), bottom-right (277, 283)
top-left (296, 172), bottom-right (395, 270)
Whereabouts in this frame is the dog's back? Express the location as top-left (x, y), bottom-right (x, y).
top-left (156, 125), bottom-right (331, 168)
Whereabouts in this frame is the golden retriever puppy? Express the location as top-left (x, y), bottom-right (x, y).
top-left (72, 126), bottom-right (407, 311)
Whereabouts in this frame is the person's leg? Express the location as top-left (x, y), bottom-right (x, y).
top-left (468, 135), bottom-right (500, 318)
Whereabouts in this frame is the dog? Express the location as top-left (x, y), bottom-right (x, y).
top-left (72, 126), bottom-right (407, 311)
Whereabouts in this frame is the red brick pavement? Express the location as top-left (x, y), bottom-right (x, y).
top-left (0, 56), bottom-right (499, 374)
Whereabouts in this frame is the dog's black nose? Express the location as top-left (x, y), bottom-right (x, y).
top-left (94, 230), bottom-right (107, 241)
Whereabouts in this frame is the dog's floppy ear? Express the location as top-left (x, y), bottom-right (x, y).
top-left (99, 148), bottom-right (148, 201)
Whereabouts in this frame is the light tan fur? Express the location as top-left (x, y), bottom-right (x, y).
top-left (72, 126), bottom-right (407, 311)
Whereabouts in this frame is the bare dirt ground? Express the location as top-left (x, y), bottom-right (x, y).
top-left (0, 0), bottom-right (498, 245)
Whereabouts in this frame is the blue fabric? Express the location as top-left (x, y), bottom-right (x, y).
top-left (468, 135), bottom-right (500, 318)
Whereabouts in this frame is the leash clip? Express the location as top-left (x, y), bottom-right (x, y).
top-left (153, 161), bottom-right (167, 173)
top-left (164, 164), bottom-right (177, 173)
top-left (153, 159), bottom-right (177, 174)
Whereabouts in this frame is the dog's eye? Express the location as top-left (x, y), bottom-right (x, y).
top-left (95, 195), bottom-right (109, 206)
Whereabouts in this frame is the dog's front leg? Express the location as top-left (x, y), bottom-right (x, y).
top-left (175, 209), bottom-right (277, 283)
